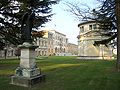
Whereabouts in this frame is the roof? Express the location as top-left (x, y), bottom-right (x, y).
top-left (78, 20), bottom-right (97, 27)
top-left (50, 30), bottom-right (66, 36)
top-left (78, 20), bottom-right (111, 27)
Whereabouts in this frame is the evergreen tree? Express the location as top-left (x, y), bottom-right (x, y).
top-left (66, 0), bottom-right (120, 71)
top-left (92, 0), bottom-right (117, 46)
top-left (0, 0), bottom-right (59, 49)
top-left (66, 0), bottom-right (116, 46)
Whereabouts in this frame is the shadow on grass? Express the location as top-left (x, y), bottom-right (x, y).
top-left (0, 56), bottom-right (120, 90)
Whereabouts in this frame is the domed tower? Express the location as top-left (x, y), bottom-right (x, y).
top-left (77, 20), bottom-right (114, 59)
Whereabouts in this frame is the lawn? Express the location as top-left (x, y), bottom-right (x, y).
top-left (0, 56), bottom-right (120, 90)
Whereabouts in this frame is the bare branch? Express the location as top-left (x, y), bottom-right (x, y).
top-left (64, 1), bottom-right (95, 21)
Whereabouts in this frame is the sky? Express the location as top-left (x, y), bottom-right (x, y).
top-left (41, 0), bottom-right (99, 44)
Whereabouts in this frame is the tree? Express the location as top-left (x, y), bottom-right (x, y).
top-left (115, 0), bottom-right (120, 71)
top-left (0, 0), bottom-right (59, 49)
top-left (93, 0), bottom-right (117, 45)
top-left (66, 0), bottom-right (120, 71)
top-left (65, 0), bottom-right (116, 46)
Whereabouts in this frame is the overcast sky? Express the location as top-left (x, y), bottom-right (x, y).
top-left (41, 0), bottom-right (99, 44)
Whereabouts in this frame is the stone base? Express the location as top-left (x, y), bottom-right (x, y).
top-left (11, 74), bottom-right (45, 87)
top-left (15, 67), bottom-right (41, 78)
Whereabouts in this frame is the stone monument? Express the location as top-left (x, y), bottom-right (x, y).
top-left (11, 12), bottom-right (45, 87)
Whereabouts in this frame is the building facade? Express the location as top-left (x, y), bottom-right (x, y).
top-left (67, 43), bottom-right (78, 56)
top-left (77, 21), bottom-right (114, 59)
top-left (35, 30), bottom-right (68, 56)
top-left (50, 30), bottom-right (68, 56)
top-left (0, 44), bottom-right (17, 58)
top-left (0, 29), bottom-right (72, 57)
top-left (35, 37), bottom-right (48, 56)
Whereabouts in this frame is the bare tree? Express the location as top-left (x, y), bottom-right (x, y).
top-left (65, 0), bottom-right (120, 71)
top-left (65, 0), bottom-right (117, 44)
top-left (65, 1), bottom-right (93, 21)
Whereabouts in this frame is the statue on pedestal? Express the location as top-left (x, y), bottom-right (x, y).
top-left (21, 12), bottom-right (35, 44)
top-left (11, 12), bottom-right (45, 87)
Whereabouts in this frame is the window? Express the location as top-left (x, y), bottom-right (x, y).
top-left (89, 25), bottom-right (92, 30)
top-left (42, 41), bottom-right (44, 46)
top-left (80, 26), bottom-right (84, 32)
top-left (39, 40), bottom-right (41, 46)
top-left (93, 24), bottom-right (97, 29)
top-left (45, 41), bottom-right (47, 46)
top-left (55, 47), bottom-right (57, 53)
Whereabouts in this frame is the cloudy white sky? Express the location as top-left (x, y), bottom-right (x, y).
top-left (42, 0), bottom-right (100, 44)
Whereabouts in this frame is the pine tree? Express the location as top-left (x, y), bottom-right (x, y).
top-left (0, 0), bottom-right (59, 49)
top-left (92, 0), bottom-right (116, 46)
top-left (66, 0), bottom-right (120, 71)
top-left (66, 0), bottom-right (117, 46)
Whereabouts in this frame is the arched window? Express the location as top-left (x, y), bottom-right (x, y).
top-left (42, 51), bottom-right (44, 55)
top-left (64, 48), bottom-right (65, 53)
top-left (80, 26), bottom-right (84, 32)
top-left (55, 47), bottom-right (57, 53)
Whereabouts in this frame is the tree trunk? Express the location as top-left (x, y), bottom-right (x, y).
top-left (115, 0), bottom-right (120, 71)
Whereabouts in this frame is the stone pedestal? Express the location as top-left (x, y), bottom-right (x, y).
top-left (11, 42), bottom-right (45, 87)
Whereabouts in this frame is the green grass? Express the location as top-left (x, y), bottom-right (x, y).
top-left (0, 56), bottom-right (120, 90)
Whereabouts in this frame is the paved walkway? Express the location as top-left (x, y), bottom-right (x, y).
top-left (0, 56), bottom-right (18, 59)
